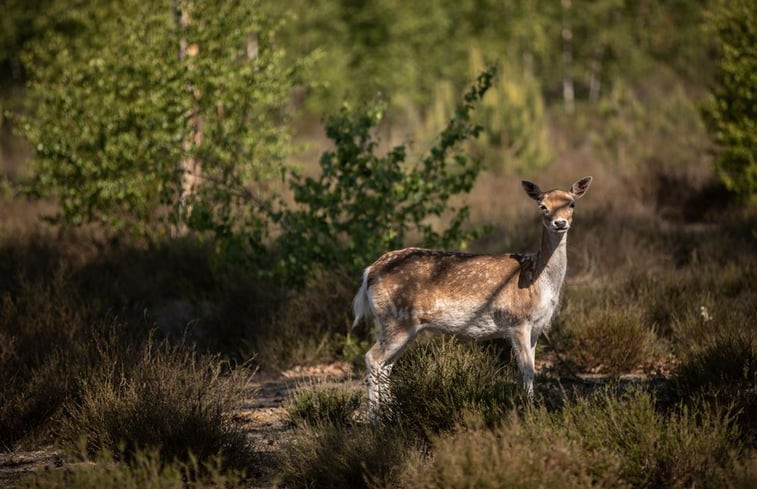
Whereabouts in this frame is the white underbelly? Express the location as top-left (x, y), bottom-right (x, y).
top-left (418, 310), bottom-right (504, 340)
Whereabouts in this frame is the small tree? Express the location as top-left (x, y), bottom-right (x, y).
top-left (19, 0), bottom-right (302, 241)
top-left (275, 67), bottom-right (495, 284)
top-left (701, 0), bottom-right (756, 198)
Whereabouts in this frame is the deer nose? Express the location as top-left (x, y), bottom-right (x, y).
top-left (553, 219), bottom-right (568, 230)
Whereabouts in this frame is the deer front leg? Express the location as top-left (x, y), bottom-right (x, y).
top-left (511, 324), bottom-right (535, 397)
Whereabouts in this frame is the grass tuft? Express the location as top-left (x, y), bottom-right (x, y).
top-left (16, 448), bottom-right (245, 489)
top-left (387, 337), bottom-right (520, 436)
top-left (276, 423), bottom-right (409, 489)
top-left (559, 295), bottom-right (657, 374)
top-left (56, 336), bottom-right (252, 470)
top-left (286, 382), bottom-right (363, 427)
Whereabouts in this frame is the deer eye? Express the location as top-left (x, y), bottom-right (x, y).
top-left (538, 203), bottom-right (548, 213)
top-left (569, 201), bottom-right (575, 209)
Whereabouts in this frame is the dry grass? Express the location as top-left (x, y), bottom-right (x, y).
top-left (558, 292), bottom-right (658, 374)
top-left (0, 224), bottom-right (256, 475)
top-left (395, 390), bottom-right (747, 489)
top-left (286, 381), bottom-right (363, 427)
top-left (15, 449), bottom-right (246, 489)
top-left (57, 336), bottom-right (252, 469)
top-left (276, 423), bottom-right (410, 489)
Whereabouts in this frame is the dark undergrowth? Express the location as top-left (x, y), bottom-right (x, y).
top-left (279, 337), bottom-right (756, 489)
top-left (15, 449), bottom-right (247, 489)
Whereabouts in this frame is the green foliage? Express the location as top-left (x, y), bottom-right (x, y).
top-left (702, 0), bottom-right (757, 198)
top-left (472, 51), bottom-right (552, 173)
top-left (275, 67), bottom-right (495, 283)
top-left (278, 0), bottom-right (713, 116)
top-left (19, 0), bottom-right (301, 241)
top-left (408, 49), bottom-right (551, 175)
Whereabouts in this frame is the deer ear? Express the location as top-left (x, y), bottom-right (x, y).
top-left (521, 180), bottom-right (543, 201)
top-left (571, 176), bottom-right (592, 199)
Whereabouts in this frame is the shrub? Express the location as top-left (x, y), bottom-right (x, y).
top-left (558, 293), bottom-right (657, 374)
top-left (276, 337), bottom-right (523, 488)
top-left (396, 415), bottom-right (625, 489)
top-left (274, 67), bottom-right (495, 284)
top-left (563, 390), bottom-right (740, 488)
top-left (396, 390), bottom-right (742, 489)
top-left (276, 423), bottom-right (409, 489)
top-left (287, 382), bottom-right (362, 427)
top-left (57, 337), bottom-right (252, 470)
top-left (0, 252), bottom-right (98, 447)
top-left (20, 0), bottom-right (302, 240)
top-left (387, 337), bottom-right (520, 436)
top-left (701, 0), bottom-right (757, 198)
top-left (672, 333), bottom-right (757, 439)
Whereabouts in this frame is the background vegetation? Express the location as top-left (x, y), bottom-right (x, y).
top-left (1, 0), bottom-right (754, 487)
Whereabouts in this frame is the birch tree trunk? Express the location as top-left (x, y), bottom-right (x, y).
top-left (173, 0), bottom-right (202, 235)
top-left (561, 0), bottom-right (575, 114)
top-left (588, 56), bottom-right (601, 103)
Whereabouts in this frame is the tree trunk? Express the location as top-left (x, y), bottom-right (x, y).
top-left (173, 0), bottom-right (202, 235)
top-left (561, 0), bottom-right (575, 114)
top-left (588, 57), bottom-right (601, 103)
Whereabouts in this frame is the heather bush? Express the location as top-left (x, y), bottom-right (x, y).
top-left (276, 423), bottom-right (409, 489)
top-left (287, 382), bottom-right (362, 427)
top-left (387, 337), bottom-right (520, 436)
top-left (396, 390), bottom-right (743, 489)
top-left (558, 292), bottom-right (657, 374)
top-left (58, 337), bottom-right (251, 469)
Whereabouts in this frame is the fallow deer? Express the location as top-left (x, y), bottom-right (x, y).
top-left (352, 177), bottom-right (592, 420)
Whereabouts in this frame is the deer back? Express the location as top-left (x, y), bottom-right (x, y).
top-left (365, 248), bottom-right (544, 338)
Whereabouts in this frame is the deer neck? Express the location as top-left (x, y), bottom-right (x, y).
top-left (533, 226), bottom-right (568, 289)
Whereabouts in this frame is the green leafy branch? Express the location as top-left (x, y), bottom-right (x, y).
top-left (274, 67), bottom-right (496, 284)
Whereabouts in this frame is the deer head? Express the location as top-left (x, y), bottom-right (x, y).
top-left (522, 176), bottom-right (592, 234)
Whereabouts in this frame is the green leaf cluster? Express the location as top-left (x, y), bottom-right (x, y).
top-left (19, 0), bottom-right (301, 237)
top-left (701, 0), bottom-right (757, 198)
top-left (274, 68), bottom-right (496, 283)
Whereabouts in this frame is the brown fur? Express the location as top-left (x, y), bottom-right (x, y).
top-left (366, 249), bottom-right (537, 329)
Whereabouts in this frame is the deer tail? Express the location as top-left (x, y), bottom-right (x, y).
top-left (352, 266), bottom-right (372, 329)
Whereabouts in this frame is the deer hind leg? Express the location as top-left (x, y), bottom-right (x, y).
top-left (365, 324), bottom-right (415, 422)
top-left (511, 324), bottom-right (535, 397)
